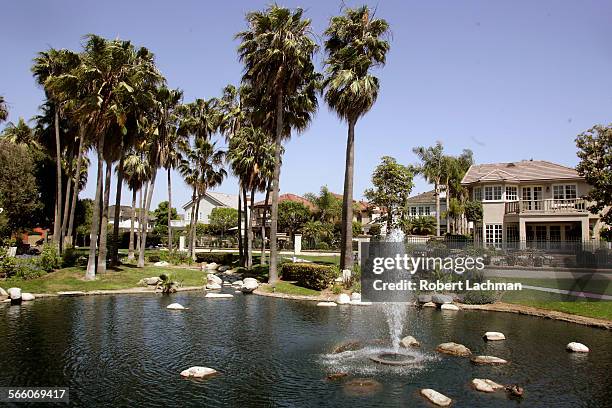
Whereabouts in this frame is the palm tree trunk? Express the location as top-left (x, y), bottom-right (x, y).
top-left (269, 92), bottom-right (284, 283)
top-left (242, 186), bottom-right (250, 268)
top-left (237, 185), bottom-right (243, 264)
top-left (138, 170), bottom-right (156, 268)
top-left (60, 175), bottom-right (72, 246)
top-left (187, 188), bottom-right (196, 255)
top-left (97, 159), bottom-right (112, 273)
top-left (435, 182), bottom-right (441, 236)
top-left (247, 187), bottom-right (255, 269)
top-left (128, 189), bottom-right (137, 261)
top-left (85, 137), bottom-right (105, 280)
top-left (340, 118), bottom-right (356, 271)
top-left (261, 182), bottom-right (270, 265)
top-left (191, 194), bottom-right (201, 261)
top-left (53, 108), bottom-right (63, 251)
top-left (66, 126), bottom-right (85, 247)
top-left (167, 168), bottom-right (173, 252)
top-left (445, 186), bottom-right (450, 235)
top-left (110, 154), bottom-right (124, 266)
top-left (136, 187), bottom-right (143, 255)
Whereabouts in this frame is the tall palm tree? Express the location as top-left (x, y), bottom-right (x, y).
top-left (413, 141), bottom-right (445, 236)
top-left (32, 48), bottom-right (80, 251)
top-left (323, 5), bottom-right (390, 271)
top-left (1, 118), bottom-right (38, 146)
top-left (122, 152), bottom-right (150, 261)
top-left (237, 5), bottom-right (319, 282)
top-left (0, 96), bottom-right (8, 123)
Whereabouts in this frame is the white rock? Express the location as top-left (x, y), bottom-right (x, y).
top-left (316, 301), bottom-right (337, 307)
top-left (440, 303), bottom-right (460, 311)
top-left (205, 293), bottom-right (233, 298)
top-left (21, 293), bottom-right (35, 301)
top-left (7, 288), bottom-right (21, 300)
top-left (166, 303), bottom-right (185, 310)
top-left (143, 277), bottom-right (161, 285)
top-left (231, 280), bottom-right (243, 287)
top-left (400, 335), bottom-right (420, 348)
top-left (350, 292), bottom-right (361, 301)
top-left (471, 355), bottom-right (508, 365)
top-left (420, 389), bottom-right (452, 407)
top-left (205, 283), bottom-right (222, 290)
top-left (350, 300), bottom-right (372, 306)
top-left (57, 291), bottom-right (85, 297)
top-left (218, 265), bottom-right (230, 272)
top-left (0, 287), bottom-right (7, 297)
top-left (566, 342), bottom-right (589, 353)
top-left (471, 378), bottom-right (504, 393)
top-left (483, 331), bottom-right (506, 341)
top-left (222, 282), bottom-right (232, 286)
top-left (153, 261), bottom-right (170, 267)
top-left (2, 299), bottom-right (11, 303)
top-left (337, 293), bottom-right (351, 304)
top-left (234, 290), bottom-right (241, 293)
top-left (180, 366), bottom-right (217, 378)
top-left (207, 274), bottom-right (222, 285)
top-left (205, 262), bottom-right (219, 270)
top-left (241, 278), bottom-right (259, 293)
top-left (436, 342), bottom-right (472, 356)
top-left (422, 302), bottom-right (437, 308)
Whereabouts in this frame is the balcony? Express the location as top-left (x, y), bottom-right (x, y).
top-left (505, 198), bottom-right (589, 214)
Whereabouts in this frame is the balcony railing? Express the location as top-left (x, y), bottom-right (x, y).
top-left (505, 198), bottom-right (589, 214)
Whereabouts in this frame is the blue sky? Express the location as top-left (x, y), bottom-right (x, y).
top-left (2, 0), bottom-right (611, 214)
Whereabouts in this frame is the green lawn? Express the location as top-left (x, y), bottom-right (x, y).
top-left (498, 277), bottom-right (612, 296)
top-left (260, 281), bottom-right (321, 296)
top-left (2, 265), bottom-right (205, 294)
top-left (297, 254), bottom-right (340, 265)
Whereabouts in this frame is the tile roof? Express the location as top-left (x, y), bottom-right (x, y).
top-left (461, 160), bottom-right (581, 184)
top-left (406, 190), bottom-right (436, 204)
top-left (254, 193), bottom-right (316, 210)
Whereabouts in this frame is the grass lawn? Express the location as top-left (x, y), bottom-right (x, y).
top-left (297, 254), bottom-right (340, 265)
top-left (260, 281), bottom-right (321, 296)
top-left (2, 265), bottom-right (205, 294)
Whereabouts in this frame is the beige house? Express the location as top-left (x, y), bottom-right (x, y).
top-left (406, 190), bottom-right (447, 234)
top-left (461, 160), bottom-right (604, 246)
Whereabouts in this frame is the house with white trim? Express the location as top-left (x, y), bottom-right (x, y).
top-left (461, 159), bottom-right (605, 246)
top-left (181, 191), bottom-right (243, 226)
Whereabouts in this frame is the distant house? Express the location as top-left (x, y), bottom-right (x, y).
top-left (405, 190), bottom-right (448, 234)
top-left (108, 205), bottom-right (155, 232)
top-left (182, 191), bottom-right (242, 225)
top-left (252, 193), bottom-right (314, 230)
top-left (461, 159), bottom-right (606, 246)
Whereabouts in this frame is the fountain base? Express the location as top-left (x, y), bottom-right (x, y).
top-left (369, 352), bottom-right (416, 366)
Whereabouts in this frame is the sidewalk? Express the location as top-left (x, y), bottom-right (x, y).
top-left (521, 285), bottom-right (612, 300)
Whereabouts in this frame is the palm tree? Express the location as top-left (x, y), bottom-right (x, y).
top-left (122, 152), bottom-right (150, 261)
top-left (410, 216), bottom-right (436, 236)
top-left (413, 142), bottom-right (445, 236)
top-left (237, 5), bottom-right (319, 282)
top-left (0, 96), bottom-right (8, 123)
top-left (32, 48), bottom-right (80, 251)
top-left (323, 5), bottom-right (390, 271)
top-left (1, 118), bottom-right (38, 146)
top-left (305, 186), bottom-right (342, 224)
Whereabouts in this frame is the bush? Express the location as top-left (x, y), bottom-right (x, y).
top-left (280, 263), bottom-right (338, 290)
top-left (315, 242), bottom-right (330, 251)
top-left (62, 247), bottom-right (80, 268)
top-left (332, 284), bottom-right (342, 294)
top-left (147, 254), bottom-right (161, 263)
top-left (195, 252), bottom-right (236, 265)
top-left (0, 248), bottom-right (17, 278)
top-left (37, 244), bottom-right (61, 272)
top-left (462, 290), bottom-right (500, 305)
top-left (13, 259), bottom-right (45, 280)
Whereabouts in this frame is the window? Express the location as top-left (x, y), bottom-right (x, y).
top-left (506, 224), bottom-right (519, 242)
top-left (505, 186), bottom-right (518, 201)
top-left (474, 187), bottom-right (482, 201)
top-left (418, 206), bottom-right (424, 216)
top-left (410, 207), bottom-right (417, 216)
top-left (485, 224), bottom-right (503, 245)
top-left (484, 185), bottom-right (502, 201)
top-left (554, 184), bottom-right (577, 200)
top-left (424, 207), bottom-right (431, 216)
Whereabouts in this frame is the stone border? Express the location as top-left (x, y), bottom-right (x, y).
top-left (1, 286), bottom-right (204, 300)
top-left (253, 287), bottom-right (328, 302)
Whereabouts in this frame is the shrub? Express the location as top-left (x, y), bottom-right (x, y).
top-left (0, 248), bottom-right (17, 278)
top-left (37, 244), bottom-right (61, 272)
top-left (332, 284), bottom-right (342, 294)
top-left (13, 259), bottom-right (45, 280)
top-left (157, 273), bottom-right (181, 294)
top-left (61, 247), bottom-right (80, 268)
top-left (147, 254), bottom-right (161, 263)
top-left (462, 290), bottom-right (500, 305)
top-left (280, 263), bottom-right (338, 291)
top-left (195, 252), bottom-right (236, 265)
top-left (505, 254), bottom-right (517, 266)
top-left (315, 242), bottom-right (330, 251)
top-left (533, 256), bottom-right (544, 267)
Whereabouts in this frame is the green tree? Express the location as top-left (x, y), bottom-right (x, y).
top-left (413, 142), bottom-right (445, 236)
top-left (364, 156), bottom-right (414, 233)
top-left (208, 207), bottom-right (238, 238)
top-left (464, 200), bottom-right (483, 223)
top-left (409, 216), bottom-right (436, 236)
top-left (74, 198), bottom-right (93, 247)
top-left (152, 201), bottom-right (178, 237)
top-left (237, 5), bottom-right (319, 282)
top-left (0, 140), bottom-right (42, 237)
top-left (278, 201), bottom-right (312, 242)
top-left (305, 186), bottom-right (342, 223)
top-left (0, 96), bottom-right (8, 123)
top-left (323, 5), bottom-right (390, 271)
top-left (576, 124), bottom-right (612, 237)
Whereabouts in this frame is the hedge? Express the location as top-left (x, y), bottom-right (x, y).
top-left (195, 252), bottom-right (237, 265)
top-left (280, 263), bottom-right (339, 291)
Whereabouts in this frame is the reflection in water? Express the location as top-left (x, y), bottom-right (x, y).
top-left (0, 293), bottom-right (610, 407)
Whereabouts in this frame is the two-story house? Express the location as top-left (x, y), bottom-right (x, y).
top-left (406, 190), bottom-right (448, 234)
top-left (182, 191), bottom-right (243, 225)
top-left (461, 160), bottom-right (604, 246)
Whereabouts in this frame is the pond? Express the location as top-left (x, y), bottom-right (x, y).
top-left (1, 292), bottom-right (610, 407)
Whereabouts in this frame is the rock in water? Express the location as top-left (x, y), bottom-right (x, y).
top-left (432, 294), bottom-right (453, 304)
top-left (205, 293), bottom-right (233, 298)
top-left (207, 274), bottom-right (222, 285)
top-left (205, 283), bottom-right (222, 290)
top-left (336, 293), bottom-right (351, 304)
top-left (566, 342), bottom-right (589, 353)
top-left (326, 372), bottom-right (348, 380)
top-left (483, 331), bottom-right (505, 341)
top-left (241, 278), bottom-right (259, 293)
top-left (436, 342), bottom-right (472, 356)
top-left (417, 294), bottom-right (432, 303)
top-left (420, 389), bottom-right (452, 407)
top-left (231, 280), bottom-right (243, 287)
top-left (166, 303), bottom-right (185, 310)
top-left (440, 304), bottom-right (459, 311)
top-left (506, 384), bottom-right (524, 397)
top-left (0, 287), bottom-right (7, 297)
top-left (471, 378), bottom-right (504, 393)
top-left (400, 336), bottom-right (420, 348)
top-left (317, 302), bottom-right (337, 307)
top-left (7, 288), bottom-right (21, 300)
top-left (350, 292), bottom-right (361, 301)
top-left (218, 265), bottom-right (230, 272)
top-left (180, 366), bottom-right (217, 378)
top-left (205, 262), bottom-right (219, 270)
top-left (422, 302), bottom-right (437, 308)
top-left (21, 293), bottom-right (35, 301)
top-left (471, 355), bottom-right (508, 365)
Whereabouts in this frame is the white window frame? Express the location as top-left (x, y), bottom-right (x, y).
top-left (485, 223), bottom-right (503, 245)
top-left (424, 207), bottom-right (431, 216)
top-left (505, 185), bottom-right (518, 201)
top-left (410, 206), bottom-right (417, 217)
top-left (483, 185), bottom-right (502, 201)
top-left (473, 187), bottom-right (482, 201)
top-left (553, 183), bottom-right (577, 200)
